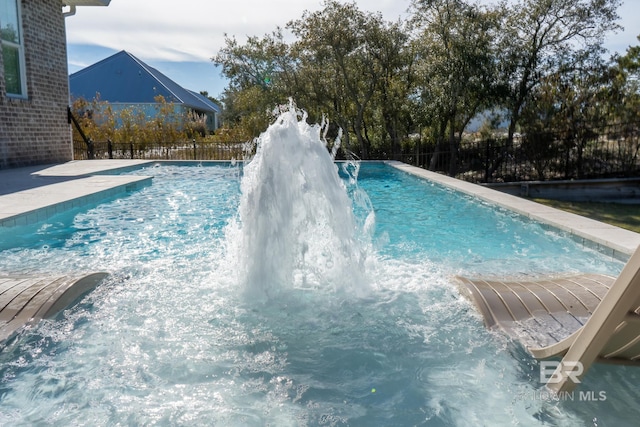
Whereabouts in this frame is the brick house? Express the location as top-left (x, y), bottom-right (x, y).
top-left (0, 0), bottom-right (110, 168)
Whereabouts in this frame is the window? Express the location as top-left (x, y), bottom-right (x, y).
top-left (1, 0), bottom-right (26, 97)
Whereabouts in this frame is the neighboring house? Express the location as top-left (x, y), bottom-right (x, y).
top-left (69, 50), bottom-right (221, 133)
top-left (0, 0), bottom-right (110, 168)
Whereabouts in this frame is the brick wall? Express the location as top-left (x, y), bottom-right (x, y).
top-left (0, 0), bottom-right (72, 168)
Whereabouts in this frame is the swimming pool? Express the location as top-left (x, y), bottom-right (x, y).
top-left (0, 112), bottom-right (638, 426)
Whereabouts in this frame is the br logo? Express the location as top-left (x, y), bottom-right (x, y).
top-left (539, 361), bottom-right (584, 384)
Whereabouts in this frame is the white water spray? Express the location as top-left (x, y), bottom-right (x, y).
top-left (228, 103), bottom-right (373, 300)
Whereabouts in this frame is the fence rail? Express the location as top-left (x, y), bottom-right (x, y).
top-left (72, 139), bottom-right (247, 161)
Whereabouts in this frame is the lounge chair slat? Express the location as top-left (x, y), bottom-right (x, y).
top-left (529, 280), bottom-right (592, 318)
top-left (483, 280), bottom-right (532, 322)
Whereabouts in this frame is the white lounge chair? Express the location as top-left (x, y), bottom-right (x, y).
top-left (456, 245), bottom-right (640, 393)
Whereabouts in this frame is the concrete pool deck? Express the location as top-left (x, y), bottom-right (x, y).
top-left (0, 160), bottom-right (154, 227)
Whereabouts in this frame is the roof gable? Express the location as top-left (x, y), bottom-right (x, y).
top-left (69, 50), bottom-right (220, 115)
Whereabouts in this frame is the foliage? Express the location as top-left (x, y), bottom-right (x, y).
top-left (70, 0), bottom-right (636, 180)
top-left (213, 29), bottom-right (292, 135)
top-left (211, 0), bottom-right (631, 175)
top-left (606, 36), bottom-right (640, 124)
top-left (70, 95), bottom-right (209, 146)
top-left (496, 0), bottom-right (622, 144)
top-left (410, 0), bottom-right (501, 174)
top-left (72, 0), bottom-right (635, 179)
top-left (288, 1), bottom-right (398, 158)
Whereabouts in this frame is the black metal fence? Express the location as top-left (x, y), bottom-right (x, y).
top-left (72, 120), bottom-right (640, 184)
top-left (397, 123), bottom-right (640, 183)
top-left (72, 138), bottom-right (247, 161)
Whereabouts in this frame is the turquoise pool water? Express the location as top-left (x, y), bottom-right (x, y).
top-left (0, 157), bottom-right (637, 425)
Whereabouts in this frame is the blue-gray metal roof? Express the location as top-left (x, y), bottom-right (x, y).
top-left (69, 50), bottom-right (220, 115)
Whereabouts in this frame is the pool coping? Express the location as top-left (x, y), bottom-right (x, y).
top-left (0, 160), bottom-right (154, 227)
top-left (386, 161), bottom-right (640, 260)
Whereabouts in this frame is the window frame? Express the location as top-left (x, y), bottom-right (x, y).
top-left (1, 0), bottom-right (27, 99)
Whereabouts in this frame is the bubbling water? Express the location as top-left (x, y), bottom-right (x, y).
top-left (226, 104), bottom-right (374, 301)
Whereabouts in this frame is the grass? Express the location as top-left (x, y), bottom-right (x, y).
top-left (533, 199), bottom-right (640, 233)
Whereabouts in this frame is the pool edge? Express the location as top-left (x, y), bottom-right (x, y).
top-left (0, 175), bottom-right (153, 227)
top-left (0, 160), bottom-right (155, 228)
top-left (385, 161), bottom-right (640, 260)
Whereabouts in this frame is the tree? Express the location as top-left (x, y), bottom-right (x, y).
top-left (370, 18), bottom-right (415, 160)
top-left (213, 30), bottom-right (292, 138)
top-left (599, 37), bottom-right (640, 174)
top-left (288, 1), bottom-right (392, 158)
top-left (605, 36), bottom-right (640, 125)
top-left (411, 0), bottom-right (500, 175)
top-left (498, 0), bottom-right (621, 147)
top-left (520, 53), bottom-right (612, 179)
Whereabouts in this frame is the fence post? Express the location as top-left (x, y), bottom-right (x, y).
top-left (193, 139), bottom-right (197, 160)
top-left (484, 139), bottom-right (490, 183)
top-left (108, 139), bottom-right (113, 159)
top-left (87, 138), bottom-right (95, 160)
top-left (129, 142), bottom-right (134, 159)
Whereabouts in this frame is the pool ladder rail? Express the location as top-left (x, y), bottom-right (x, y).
top-left (0, 272), bottom-right (108, 343)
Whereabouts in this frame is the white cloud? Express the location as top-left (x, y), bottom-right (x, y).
top-left (66, 0), bottom-right (354, 62)
top-left (63, 0), bottom-right (640, 100)
top-left (65, 0), bottom-right (640, 66)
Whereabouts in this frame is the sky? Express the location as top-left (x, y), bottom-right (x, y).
top-left (65, 0), bottom-right (640, 100)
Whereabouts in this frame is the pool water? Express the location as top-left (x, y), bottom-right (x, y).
top-left (0, 116), bottom-right (638, 426)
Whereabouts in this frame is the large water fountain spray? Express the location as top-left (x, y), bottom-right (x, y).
top-left (229, 103), bottom-right (373, 300)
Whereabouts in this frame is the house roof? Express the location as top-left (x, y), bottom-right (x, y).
top-left (69, 50), bottom-right (220, 115)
